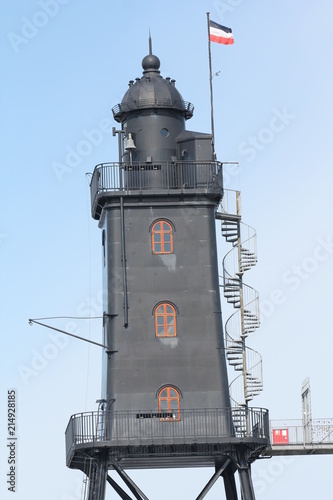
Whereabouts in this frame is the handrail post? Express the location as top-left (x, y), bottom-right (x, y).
top-left (236, 190), bottom-right (242, 217)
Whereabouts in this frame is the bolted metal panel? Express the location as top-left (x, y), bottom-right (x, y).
top-left (101, 201), bottom-right (232, 419)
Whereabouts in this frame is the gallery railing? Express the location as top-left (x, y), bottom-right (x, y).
top-left (112, 99), bottom-right (194, 120)
top-left (90, 161), bottom-right (223, 216)
top-left (65, 407), bottom-right (269, 460)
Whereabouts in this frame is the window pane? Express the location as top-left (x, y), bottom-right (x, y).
top-left (157, 326), bottom-right (164, 335)
top-left (157, 316), bottom-right (164, 325)
top-left (167, 326), bottom-right (174, 335)
top-left (164, 233), bottom-right (171, 242)
top-left (164, 244), bottom-right (171, 252)
top-left (170, 400), bottom-right (178, 410)
top-left (160, 400), bottom-right (168, 411)
top-left (163, 222), bottom-right (170, 231)
top-left (155, 222), bottom-right (161, 231)
top-left (169, 389), bottom-right (177, 398)
top-left (167, 316), bottom-right (174, 325)
top-left (166, 305), bottom-right (173, 313)
top-left (154, 233), bottom-right (161, 243)
top-left (154, 243), bottom-right (161, 253)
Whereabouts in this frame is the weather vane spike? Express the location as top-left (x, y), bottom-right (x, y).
top-left (149, 29), bottom-right (152, 55)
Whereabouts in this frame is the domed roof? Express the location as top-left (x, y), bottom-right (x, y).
top-left (112, 48), bottom-right (194, 123)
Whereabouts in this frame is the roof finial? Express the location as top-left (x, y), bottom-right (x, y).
top-left (142, 30), bottom-right (160, 73)
top-left (149, 29), bottom-right (152, 55)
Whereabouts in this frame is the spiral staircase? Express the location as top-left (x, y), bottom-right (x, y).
top-left (217, 190), bottom-right (263, 417)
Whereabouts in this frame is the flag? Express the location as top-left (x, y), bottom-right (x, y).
top-left (209, 20), bottom-right (234, 45)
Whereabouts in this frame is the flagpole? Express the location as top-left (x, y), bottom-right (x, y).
top-left (206, 11), bottom-right (216, 160)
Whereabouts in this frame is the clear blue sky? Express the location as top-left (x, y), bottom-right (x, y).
top-left (1, 1), bottom-right (333, 498)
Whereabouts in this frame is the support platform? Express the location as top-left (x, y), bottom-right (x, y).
top-left (65, 407), bottom-right (270, 499)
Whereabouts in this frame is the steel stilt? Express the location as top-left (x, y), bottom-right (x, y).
top-left (222, 462), bottom-right (239, 500)
top-left (87, 458), bottom-right (108, 500)
top-left (238, 466), bottom-right (256, 500)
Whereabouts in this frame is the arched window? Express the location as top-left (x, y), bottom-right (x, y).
top-left (158, 386), bottom-right (180, 421)
top-left (152, 220), bottom-right (173, 254)
top-left (155, 303), bottom-right (176, 337)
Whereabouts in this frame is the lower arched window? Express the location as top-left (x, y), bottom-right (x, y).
top-left (158, 386), bottom-right (180, 421)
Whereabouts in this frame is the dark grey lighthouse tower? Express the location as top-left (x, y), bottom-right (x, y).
top-left (65, 42), bottom-right (269, 499)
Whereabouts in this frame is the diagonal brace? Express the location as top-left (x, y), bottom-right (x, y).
top-left (195, 459), bottom-right (231, 500)
top-left (110, 458), bottom-right (149, 500)
top-left (107, 474), bottom-right (135, 500)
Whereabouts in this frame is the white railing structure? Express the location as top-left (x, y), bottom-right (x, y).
top-left (266, 418), bottom-right (333, 456)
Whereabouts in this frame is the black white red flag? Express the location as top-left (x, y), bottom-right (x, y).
top-left (209, 20), bottom-right (234, 45)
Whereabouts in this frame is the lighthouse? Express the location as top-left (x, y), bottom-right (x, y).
top-left (65, 41), bottom-right (269, 499)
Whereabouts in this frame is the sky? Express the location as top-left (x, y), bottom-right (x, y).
top-left (1, 0), bottom-right (333, 498)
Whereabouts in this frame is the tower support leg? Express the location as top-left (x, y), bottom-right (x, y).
top-left (238, 466), bottom-right (256, 500)
top-left (87, 457), bottom-right (108, 500)
top-left (222, 461), bottom-right (239, 500)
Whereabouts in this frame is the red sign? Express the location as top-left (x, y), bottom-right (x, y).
top-left (272, 429), bottom-right (289, 444)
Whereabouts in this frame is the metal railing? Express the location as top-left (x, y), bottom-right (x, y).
top-left (217, 188), bottom-right (241, 218)
top-left (270, 418), bottom-right (333, 446)
top-left (112, 99), bottom-right (194, 118)
top-left (65, 407), bottom-right (269, 458)
top-left (90, 161), bottom-right (223, 216)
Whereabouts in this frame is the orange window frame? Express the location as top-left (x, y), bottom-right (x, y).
top-left (152, 220), bottom-right (173, 254)
top-left (155, 303), bottom-right (176, 337)
top-left (158, 387), bottom-right (180, 421)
